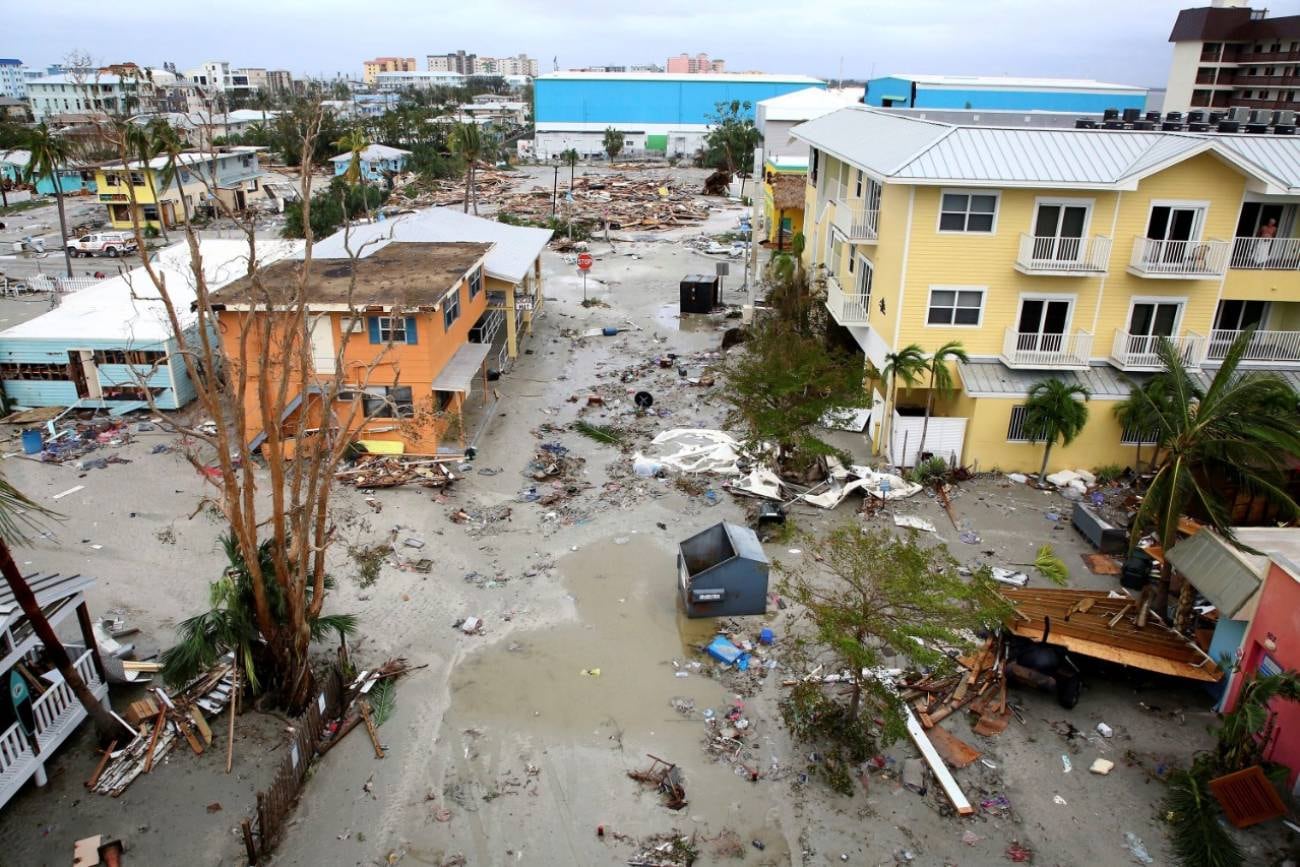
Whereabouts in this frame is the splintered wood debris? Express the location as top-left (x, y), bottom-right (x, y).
top-left (496, 173), bottom-right (713, 230)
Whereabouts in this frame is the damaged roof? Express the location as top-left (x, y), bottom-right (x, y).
top-left (210, 241), bottom-right (491, 311)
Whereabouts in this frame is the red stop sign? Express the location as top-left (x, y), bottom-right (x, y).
top-left (577, 252), bottom-right (594, 271)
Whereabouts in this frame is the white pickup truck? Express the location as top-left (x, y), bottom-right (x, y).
top-left (65, 232), bottom-right (138, 258)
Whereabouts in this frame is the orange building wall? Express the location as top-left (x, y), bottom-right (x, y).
top-left (218, 268), bottom-right (488, 455)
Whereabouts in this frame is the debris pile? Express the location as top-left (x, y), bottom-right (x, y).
top-left (390, 165), bottom-right (522, 208)
top-left (317, 657), bottom-right (420, 758)
top-left (627, 754), bottom-right (688, 810)
top-left (496, 173), bottom-right (712, 230)
top-left (336, 456), bottom-right (459, 489)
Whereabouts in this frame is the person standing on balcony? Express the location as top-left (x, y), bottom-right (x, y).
top-left (1254, 218), bottom-right (1278, 266)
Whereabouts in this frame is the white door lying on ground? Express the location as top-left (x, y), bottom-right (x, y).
top-left (891, 412), bottom-right (967, 469)
top-left (309, 316), bottom-right (336, 373)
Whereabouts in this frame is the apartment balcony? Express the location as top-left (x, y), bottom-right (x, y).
top-left (1109, 330), bottom-right (1205, 372)
top-left (1206, 329), bottom-right (1300, 366)
top-left (1229, 236), bottom-right (1300, 270)
top-left (1128, 238), bottom-right (1230, 279)
top-left (827, 180), bottom-right (879, 242)
top-left (1014, 234), bottom-right (1111, 276)
top-left (824, 274), bottom-right (871, 325)
top-left (1001, 328), bottom-right (1093, 370)
top-left (0, 649), bottom-right (107, 808)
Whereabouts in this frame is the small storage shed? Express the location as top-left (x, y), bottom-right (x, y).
top-left (677, 522), bottom-right (770, 617)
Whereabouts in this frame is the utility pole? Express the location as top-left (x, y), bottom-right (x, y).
top-left (551, 163), bottom-right (559, 217)
top-left (745, 144), bottom-right (763, 318)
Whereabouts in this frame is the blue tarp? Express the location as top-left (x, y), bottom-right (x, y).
top-left (706, 635), bottom-right (750, 670)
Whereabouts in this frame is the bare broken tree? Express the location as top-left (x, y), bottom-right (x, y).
top-left (90, 85), bottom-right (419, 711)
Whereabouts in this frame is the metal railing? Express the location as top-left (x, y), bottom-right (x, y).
top-left (1110, 330), bottom-right (1205, 370)
top-left (1002, 328), bottom-right (1093, 368)
top-left (1129, 237), bottom-right (1230, 277)
top-left (1206, 329), bottom-right (1300, 363)
top-left (1016, 233), bottom-right (1111, 273)
top-left (1229, 236), bottom-right (1300, 270)
top-left (824, 275), bottom-right (870, 324)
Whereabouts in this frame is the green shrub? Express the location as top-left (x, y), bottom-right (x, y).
top-left (1093, 464), bottom-right (1124, 484)
top-left (908, 455), bottom-right (949, 486)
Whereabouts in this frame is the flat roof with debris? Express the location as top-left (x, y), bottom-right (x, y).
top-left (210, 242), bottom-right (492, 312)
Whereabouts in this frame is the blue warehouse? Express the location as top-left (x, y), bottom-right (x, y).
top-left (532, 72), bottom-right (825, 160)
top-left (864, 74), bottom-right (1147, 114)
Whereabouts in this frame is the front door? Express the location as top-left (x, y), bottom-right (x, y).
top-left (1148, 205), bottom-right (1202, 264)
top-left (1128, 301), bottom-right (1181, 358)
top-left (1033, 204), bottom-right (1088, 260)
top-left (309, 316), bottom-right (336, 373)
top-left (1017, 298), bottom-right (1071, 352)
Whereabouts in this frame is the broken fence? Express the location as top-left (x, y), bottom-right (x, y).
top-left (241, 671), bottom-right (343, 865)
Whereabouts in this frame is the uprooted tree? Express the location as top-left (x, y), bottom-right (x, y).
top-left (778, 527), bottom-right (1010, 794)
top-left (721, 315), bottom-right (869, 477)
top-left (90, 83), bottom-right (415, 712)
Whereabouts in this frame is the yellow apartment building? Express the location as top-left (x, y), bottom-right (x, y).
top-left (792, 107), bottom-right (1300, 474)
top-left (94, 148), bottom-right (266, 230)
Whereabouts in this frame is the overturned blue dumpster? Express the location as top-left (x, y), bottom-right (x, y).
top-left (677, 522), bottom-right (770, 618)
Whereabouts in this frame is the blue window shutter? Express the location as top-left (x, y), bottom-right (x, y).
top-left (367, 316), bottom-right (381, 343)
top-left (405, 316), bottom-right (418, 345)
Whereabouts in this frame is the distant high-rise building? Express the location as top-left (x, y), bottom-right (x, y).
top-left (666, 53), bottom-right (725, 74)
top-left (363, 57), bottom-right (417, 85)
top-left (0, 59), bottom-right (27, 99)
top-left (428, 51), bottom-right (536, 77)
top-left (426, 50), bottom-right (477, 75)
top-left (1165, 1), bottom-right (1300, 112)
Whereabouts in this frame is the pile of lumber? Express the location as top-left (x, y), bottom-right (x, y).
top-left (900, 635), bottom-right (1012, 736)
top-left (91, 658), bottom-right (236, 796)
top-left (496, 173), bottom-right (712, 230)
top-left (336, 456), bottom-right (459, 489)
top-left (391, 166), bottom-right (522, 208)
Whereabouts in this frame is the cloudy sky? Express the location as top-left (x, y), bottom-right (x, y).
top-left (8, 0), bottom-right (1295, 86)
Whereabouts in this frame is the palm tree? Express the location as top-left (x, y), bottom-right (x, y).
top-left (333, 127), bottom-right (372, 221)
top-left (1113, 378), bottom-right (1172, 473)
top-left (878, 344), bottom-right (927, 463)
top-left (916, 340), bottom-right (969, 461)
top-left (562, 147), bottom-right (579, 189)
top-left (148, 118), bottom-right (190, 228)
top-left (1023, 379), bottom-right (1091, 485)
top-left (120, 120), bottom-right (169, 243)
top-left (23, 124), bottom-right (74, 277)
top-left (448, 122), bottom-right (484, 214)
top-left (0, 476), bottom-right (119, 740)
top-left (1123, 333), bottom-right (1300, 627)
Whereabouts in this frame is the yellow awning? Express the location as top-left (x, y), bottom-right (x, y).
top-left (357, 439), bottom-right (405, 455)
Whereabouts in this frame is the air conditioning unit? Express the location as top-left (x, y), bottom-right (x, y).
top-left (1165, 111), bottom-right (1185, 122)
top-left (1145, 111), bottom-right (1162, 122)
top-left (1162, 121), bottom-right (1185, 131)
top-left (1103, 108), bottom-right (1120, 121)
top-left (1209, 111), bottom-right (1226, 124)
top-left (1276, 110), bottom-right (1297, 125)
top-left (1218, 120), bottom-right (1242, 132)
top-left (1187, 110), bottom-right (1207, 123)
top-left (1122, 107), bottom-right (1142, 123)
top-left (1246, 122), bottom-right (1270, 134)
top-left (1132, 120), bottom-right (1155, 130)
top-left (1074, 118), bottom-right (1098, 129)
top-left (1249, 109), bottom-right (1272, 125)
top-left (1103, 120), bottom-right (1125, 130)
top-left (1274, 124), bottom-right (1297, 135)
top-left (1188, 121), bottom-right (1211, 132)
top-left (1228, 106), bottom-right (1251, 123)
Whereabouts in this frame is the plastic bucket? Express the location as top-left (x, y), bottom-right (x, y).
top-left (20, 429), bottom-right (43, 455)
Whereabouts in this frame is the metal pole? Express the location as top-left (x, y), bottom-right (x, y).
top-left (582, 270), bottom-right (587, 302)
top-left (747, 145), bottom-right (763, 311)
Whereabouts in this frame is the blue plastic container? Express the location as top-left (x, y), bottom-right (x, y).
top-left (20, 429), bottom-right (43, 455)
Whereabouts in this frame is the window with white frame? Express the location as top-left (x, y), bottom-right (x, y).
top-left (377, 316), bottom-right (406, 342)
top-left (468, 266), bottom-right (482, 299)
top-left (939, 191), bottom-right (998, 233)
top-left (828, 234), bottom-right (845, 278)
top-left (443, 289), bottom-right (461, 330)
top-left (927, 287), bottom-right (984, 326)
top-left (1007, 405), bottom-right (1031, 442)
top-left (1120, 424), bottom-right (1159, 446)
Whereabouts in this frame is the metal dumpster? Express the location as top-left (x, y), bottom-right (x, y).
top-left (679, 274), bottom-right (720, 314)
top-left (677, 521), bottom-right (770, 618)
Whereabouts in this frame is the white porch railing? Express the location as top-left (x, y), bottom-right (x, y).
top-left (32, 650), bottom-right (101, 752)
top-left (1129, 237), bottom-right (1230, 278)
top-left (825, 180), bottom-right (879, 241)
top-left (1229, 236), bottom-right (1300, 270)
top-left (1110, 330), bottom-right (1205, 370)
top-left (824, 275), bottom-right (871, 325)
top-left (0, 722), bottom-right (32, 780)
top-left (1002, 327), bottom-right (1093, 369)
top-left (1015, 233), bottom-right (1111, 273)
top-left (1206, 329), bottom-right (1300, 363)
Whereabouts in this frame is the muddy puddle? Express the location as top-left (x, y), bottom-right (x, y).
top-left (435, 533), bottom-right (793, 864)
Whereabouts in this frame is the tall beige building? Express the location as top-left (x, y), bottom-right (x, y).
top-left (363, 57), bottom-right (417, 85)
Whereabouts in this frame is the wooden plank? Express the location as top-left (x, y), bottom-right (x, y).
top-left (190, 708), bottom-right (213, 746)
top-left (360, 700), bottom-right (384, 759)
top-left (142, 708), bottom-right (166, 773)
top-left (926, 725), bottom-right (981, 769)
top-left (905, 706), bottom-right (973, 815)
top-left (85, 740), bottom-right (117, 789)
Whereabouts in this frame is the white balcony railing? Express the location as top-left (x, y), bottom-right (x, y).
top-left (1206, 329), bottom-right (1300, 364)
top-left (1001, 328), bottom-right (1093, 369)
top-left (826, 182), bottom-right (880, 241)
top-left (32, 650), bottom-right (101, 751)
top-left (824, 275), bottom-right (871, 325)
top-left (1229, 236), bottom-right (1300, 270)
top-left (1015, 233), bottom-right (1111, 274)
top-left (1110, 330), bottom-right (1205, 371)
top-left (1129, 237), bottom-right (1230, 278)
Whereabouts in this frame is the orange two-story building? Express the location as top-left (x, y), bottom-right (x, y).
top-left (210, 241), bottom-right (493, 456)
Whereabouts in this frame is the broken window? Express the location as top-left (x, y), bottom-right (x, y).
top-left (1121, 425), bottom-right (1159, 446)
top-left (468, 267), bottom-right (482, 299)
top-left (360, 385), bottom-right (415, 419)
top-left (92, 349), bottom-right (166, 365)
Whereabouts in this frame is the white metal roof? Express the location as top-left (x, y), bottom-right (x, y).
top-left (0, 149), bottom-right (30, 167)
top-left (792, 106), bottom-right (1300, 192)
top-left (538, 71), bottom-right (824, 84)
top-left (328, 144), bottom-right (411, 163)
top-left (757, 87), bottom-right (859, 122)
top-left (305, 206), bottom-right (552, 284)
top-left (882, 73), bottom-right (1146, 93)
top-left (0, 239), bottom-right (301, 344)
